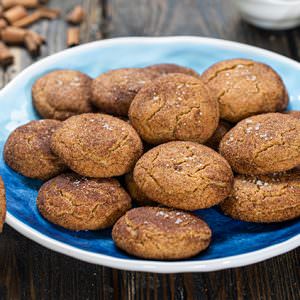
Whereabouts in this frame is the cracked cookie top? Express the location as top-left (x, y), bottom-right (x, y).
top-left (145, 63), bottom-right (200, 77)
top-left (91, 68), bottom-right (158, 116)
top-left (32, 70), bottom-right (93, 120)
top-left (37, 173), bottom-right (131, 230)
top-left (201, 58), bottom-right (288, 122)
top-left (133, 141), bottom-right (233, 210)
top-left (4, 120), bottom-right (66, 180)
top-left (129, 73), bottom-right (219, 144)
top-left (50, 113), bottom-right (143, 178)
top-left (0, 177), bottom-right (6, 232)
top-left (112, 207), bottom-right (211, 260)
top-left (220, 113), bottom-right (300, 175)
top-left (220, 170), bottom-right (300, 222)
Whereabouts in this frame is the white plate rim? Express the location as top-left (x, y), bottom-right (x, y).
top-left (2, 36), bottom-right (300, 273)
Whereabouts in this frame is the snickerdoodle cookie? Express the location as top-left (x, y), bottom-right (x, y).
top-left (205, 120), bottom-right (232, 150)
top-left (220, 113), bottom-right (300, 175)
top-left (112, 207), bottom-right (211, 260)
top-left (129, 73), bottom-right (219, 144)
top-left (134, 141), bottom-right (233, 210)
top-left (0, 177), bottom-right (6, 232)
top-left (124, 172), bottom-right (156, 206)
top-left (145, 63), bottom-right (199, 77)
top-left (220, 170), bottom-right (300, 223)
top-left (201, 59), bottom-right (288, 122)
top-left (91, 68), bottom-right (158, 116)
top-left (37, 173), bottom-right (131, 230)
top-left (51, 113), bottom-right (143, 178)
top-left (285, 110), bottom-right (300, 120)
top-left (32, 70), bottom-right (93, 120)
top-left (4, 120), bottom-right (66, 180)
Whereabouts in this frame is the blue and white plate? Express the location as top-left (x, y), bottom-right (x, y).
top-left (0, 37), bottom-right (299, 273)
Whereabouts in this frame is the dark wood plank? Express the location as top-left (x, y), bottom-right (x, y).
top-left (1, 0), bottom-right (300, 300)
top-left (1, 224), bottom-right (299, 300)
top-left (290, 28), bottom-right (300, 61)
top-left (106, 0), bottom-right (295, 57)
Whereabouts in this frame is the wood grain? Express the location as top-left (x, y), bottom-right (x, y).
top-left (0, 226), bottom-right (299, 300)
top-left (106, 0), bottom-right (293, 56)
top-left (0, 0), bottom-right (299, 299)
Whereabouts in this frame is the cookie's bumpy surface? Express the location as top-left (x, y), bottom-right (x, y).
top-left (285, 110), bottom-right (300, 120)
top-left (112, 207), bottom-right (212, 260)
top-left (32, 70), bottom-right (93, 120)
top-left (202, 59), bottom-right (288, 122)
top-left (134, 141), bottom-right (233, 210)
top-left (145, 63), bottom-right (199, 77)
top-left (51, 113), bottom-right (143, 178)
top-left (91, 68), bottom-right (158, 116)
top-left (37, 173), bottom-right (131, 230)
top-left (0, 177), bottom-right (6, 232)
top-left (129, 73), bottom-right (219, 144)
top-left (220, 170), bottom-right (300, 223)
top-left (220, 113), bottom-right (300, 175)
top-left (4, 120), bottom-right (66, 180)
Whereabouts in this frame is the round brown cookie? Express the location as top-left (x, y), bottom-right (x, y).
top-left (32, 70), bottom-right (93, 120)
top-left (0, 177), bottom-right (6, 232)
top-left (145, 63), bottom-right (199, 77)
top-left (37, 173), bottom-right (131, 230)
top-left (220, 113), bottom-right (300, 175)
top-left (124, 172), bottom-right (156, 206)
top-left (134, 141), bottom-right (233, 210)
top-left (205, 120), bottom-right (232, 150)
top-left (4, 120), bottom-right (66, 180)
top-left (112, 207), bottom-right (211, 260)
top-left (220, 170), bottom-right (300, 223)
top-left (51, 113), bottom-right (143, 178)
top-left (129, 73), bottom-right (219, 144)
top-left (91, 68), bottom-right (158, 116)
top-left (285, 110), bottom-right (300, 120)
top-left (201, 59), bottom-right (288, 122)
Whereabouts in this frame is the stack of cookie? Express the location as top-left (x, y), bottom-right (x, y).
top-left (3, 60), bottom-right (300, 260)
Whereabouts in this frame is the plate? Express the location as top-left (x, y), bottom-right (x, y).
top-left (0, 37), bottom-right (299, 274)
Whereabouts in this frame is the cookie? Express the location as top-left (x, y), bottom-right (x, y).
top-left (129, 73), bottom-right (219, 144)
top-left (0, 177), bottom-right (6, 232)
top-left (91, 68), bottom-right (158, 116)
top-left (4, 120), bottom-right (66, 180)
top-left (134, 141), bottom-right (233, 210)
top-left (220, 113), bottom-right (300, 175)
top-left (205, 120), bottom-right (232, 150)
top-left (32, 70), bottom-right (93, 120)
top-left (202, 59), bottom-right (288, 122)
top-left (37, 173), bottom-right (131, 230)
top-left (145, 63), bottom-right (199, 77)
top-left (285, 110), bottom-right (300, 120)
top-left (51, 113), bottom-right (143, 178)
top-left (124, 172), bottom-right (156, 206)
top-left (112, 207), bottom-right (211, 260)
top-left (220, 170), bottom-right (300, 223)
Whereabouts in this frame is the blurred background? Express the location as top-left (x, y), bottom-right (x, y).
top-left (0, 0), bottom-right (299, 89)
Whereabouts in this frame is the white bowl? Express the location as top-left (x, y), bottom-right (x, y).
top-left (233, 0), bottom-right (300, 29)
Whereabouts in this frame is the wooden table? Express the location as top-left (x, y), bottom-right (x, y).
top-left (0, 1), bottom-right (299, 299)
